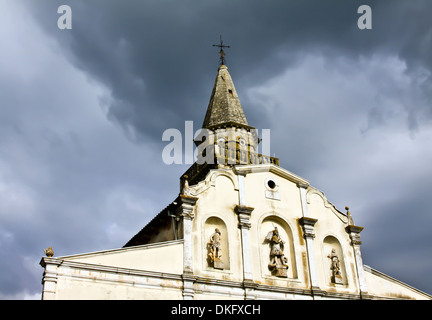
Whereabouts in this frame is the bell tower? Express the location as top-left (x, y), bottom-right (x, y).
top-left (181, 38), bottom-right (278, 191)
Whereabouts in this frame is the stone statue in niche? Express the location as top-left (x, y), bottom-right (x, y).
top-left (328, 248), bottom-right (343, 284)
top-left (208, 228), bottom-right (224, 269)
top-left (264, 227), bottom-right (288, 277)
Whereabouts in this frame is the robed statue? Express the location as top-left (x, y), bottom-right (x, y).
top-left (328, 248), bottom-right (343, 284)
top-left (208, 228), bottom-right (224, 269)
top-left (264, 227), bottom-right (288, 277)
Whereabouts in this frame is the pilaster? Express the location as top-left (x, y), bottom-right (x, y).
top-left (176, 194), bottom-right (199, 299)
top-left (182, 273), bottom-right (197, 300)
top-left (345, 224), bottom-right (368, 297)
top-left (298, 183), bottom-right (322, 295)
top-left (234, 205), bottom-right (254, 282)
top-left (40, 257), bottom-right (61, 300)
top-left (176, 194), bottom-right (198, 274)
top-left (299, 217), bottom-right (321, 292)
top-left (237, 172), bottom-right (246, 206)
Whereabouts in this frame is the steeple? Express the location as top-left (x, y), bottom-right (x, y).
top-left (180, 43), bottom-right (279, 190)
top-left (202, 64), bottom-right (251, 130)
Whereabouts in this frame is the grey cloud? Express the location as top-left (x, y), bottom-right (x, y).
top-left (245, 51), bottom-right (432, 294)
top-left (360, 187), bottom-right (432, 294)
top-left (24, 0), bottom-right (432, 140)
top-left (2, 0), bottom-right (432, 298)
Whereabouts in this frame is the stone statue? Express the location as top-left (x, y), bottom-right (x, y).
top-left (208, 228), bottom-right (224, 269)
top-left (182, 175), bottom-right (190, 195)
top-left (264, 227), bottom-right (288, 277)
top-left (328, 248), bottom-right (343, 284)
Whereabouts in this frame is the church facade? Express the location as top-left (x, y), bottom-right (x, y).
top-left (40, 63), bottom-right (431, 300)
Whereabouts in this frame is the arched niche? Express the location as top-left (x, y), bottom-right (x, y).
top-left (259, 215), bottom-right (297, 279)
top-left (204, 216), bottom-right (230, 270)
top-left (322, 235), bottom-right (347, 286)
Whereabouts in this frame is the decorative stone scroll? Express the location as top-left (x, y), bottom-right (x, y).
top-left (264, 227), bottom-right (289, 277)
top-left (208, 228), bottom-right (224, 269)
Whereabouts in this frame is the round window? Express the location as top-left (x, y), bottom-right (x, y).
top-left (265, 178), bottom-right (279, 191)
top-left (267, 179), bottom-right (276, 189)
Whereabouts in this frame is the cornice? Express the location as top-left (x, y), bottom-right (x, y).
top-left (234, 164), bottom-right (310, 186)
top-left (44, 239), bottom-right (184, 261)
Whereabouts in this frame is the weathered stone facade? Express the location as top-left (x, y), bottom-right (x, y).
top-left (40, 64), bottom-right (432, 300)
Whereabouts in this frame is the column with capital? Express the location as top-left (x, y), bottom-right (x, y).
top-left (176, 194), bottom-right (199, 299)
top-left (299, 216), bottom-right (320, 291)
top-left (40, 257), bottom-right (61, 300)
top-left (345, 206), bottom-right (368, 298)
top-left (234, 204), bottom-right (254, 282)
top-left (298, 183), bottom-right (321, 293)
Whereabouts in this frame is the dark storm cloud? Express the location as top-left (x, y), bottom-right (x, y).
top-left (25, 0), bottom-right (432, 139)
top-left (2, 0), bottom-right (431, 298)
top-left (0, 1), bottom-right (184, 296)
top-left (361, 187), bottom-right (432, 294)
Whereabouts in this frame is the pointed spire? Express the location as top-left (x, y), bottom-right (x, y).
top-left (202, 65), bottom-right (252, 130)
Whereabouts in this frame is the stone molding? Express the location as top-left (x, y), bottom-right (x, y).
top-left (299, 217), bottom-right (318, 239)
top-left (345, 225), bottom-right (364, 246)
top-left (40, 257), bottom-right (424, 300)
top-left (234, 164), bottom-right (310, 187)
top-left (234, 205), bottom-right (254, 229)
top-left (177, 194), bottom-right (199, 220)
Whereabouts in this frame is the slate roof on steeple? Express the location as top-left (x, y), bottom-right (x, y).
top-left (202, 65), bottom-right (253, 130)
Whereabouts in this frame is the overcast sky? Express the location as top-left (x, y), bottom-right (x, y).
top-left (1, 0), bottom-right (431, 299)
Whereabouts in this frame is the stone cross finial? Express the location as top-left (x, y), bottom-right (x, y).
top-left (212, 35), bottom-right (230, 66)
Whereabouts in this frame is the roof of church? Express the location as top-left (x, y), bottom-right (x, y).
top-left (202, 65), bottom-right (253, 130)
top-left (123, 200), bottom-right (178, 247)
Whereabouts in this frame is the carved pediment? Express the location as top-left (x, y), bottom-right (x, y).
top-left (306, 188), bottom-right (348, 224)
